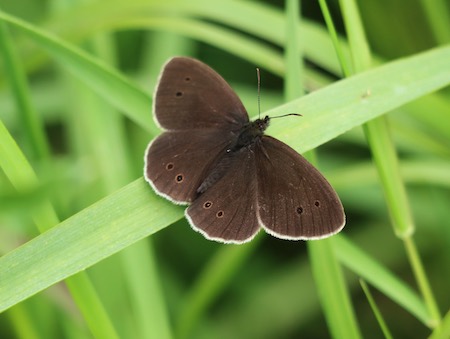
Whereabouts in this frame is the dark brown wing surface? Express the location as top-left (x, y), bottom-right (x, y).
top-left (256, 136), bottom-right (345, 239)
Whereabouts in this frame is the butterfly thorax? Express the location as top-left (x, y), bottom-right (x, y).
top-left (228, 116), bottom-right (270, 152)
top-left (197, 116), bottom-right (269, 194)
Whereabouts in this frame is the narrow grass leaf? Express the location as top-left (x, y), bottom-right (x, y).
top-left (429, 309), bottom-right (450, 339)
top-left (334, 236), bottom-right (429, 325)
top-left (339, 0), bottom-right (441, 326)
top-left (0, 21), bottom-right (50, 160)
top-left (309, 239), bottom-right (360, 339)
top-left (41, 0), bottom-right (346, 75)
top-left (360, 279), bottom-right (394, 339)
top-left (286, 2), bottom-right (359, 338)
top-left (176, 239), bottom-right (260, 339)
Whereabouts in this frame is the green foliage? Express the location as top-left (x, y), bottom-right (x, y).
top-left (1, 1), bottom-right (449, 338)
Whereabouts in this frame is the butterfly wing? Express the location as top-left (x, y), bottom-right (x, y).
top-left (256, 136), bottom-right (345, 239)
top-left (145, 130), bottom-right (235, 204)
top-left (185, 148), bottom-right (260, 243)
top-left (154, 57), bottom-right (249, 130)
top-left (145, 57), bottom-right (250, 203)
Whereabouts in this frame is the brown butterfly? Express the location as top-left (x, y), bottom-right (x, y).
top-left (144, 57), bottom-right (345, 244)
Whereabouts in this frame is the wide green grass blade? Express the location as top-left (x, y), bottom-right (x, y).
top-left (265, 45), bottom-right (450, 153)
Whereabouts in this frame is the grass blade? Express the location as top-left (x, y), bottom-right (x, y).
top-left (359, 279), bottom-right (393, 339)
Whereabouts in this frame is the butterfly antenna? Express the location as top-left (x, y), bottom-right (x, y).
top-left (256, 67), bottom-right (261, 119)
top-left (257, 68), bottom-right (301, 120)
top-left (271, 113), bottom-right (303, 119)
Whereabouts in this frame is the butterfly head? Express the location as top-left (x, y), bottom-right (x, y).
top-left (254, 115), bottom-right (270, 133)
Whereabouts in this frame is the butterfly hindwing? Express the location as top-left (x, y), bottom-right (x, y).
top-left (255, 136), bottom-right (345, 239)
top-left (185, 148), bottom-right (260, 243)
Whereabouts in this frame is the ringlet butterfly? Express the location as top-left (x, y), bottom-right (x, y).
top-left (144, 57), bottom-right (345, 244)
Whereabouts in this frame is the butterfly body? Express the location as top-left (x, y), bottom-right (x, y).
top-left (145, 57), bottom-right (345, 244)
top-left (228, 116), bottom-right (269, 151)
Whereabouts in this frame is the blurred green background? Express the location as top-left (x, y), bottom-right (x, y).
top-left (1, 0), bottom-right (449, 338)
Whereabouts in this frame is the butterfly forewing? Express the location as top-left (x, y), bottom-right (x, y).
top-left (146, 57), bottom-right (251, 204)
top-left (145, 129), bottom-right (235, 204)
top-left (255, 136), bottom-right (345, 239)
top-left (154, 57), bottom-right (249, 131)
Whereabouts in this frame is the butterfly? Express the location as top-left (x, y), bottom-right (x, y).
top-left (144, 57), bottom-right (345, 244)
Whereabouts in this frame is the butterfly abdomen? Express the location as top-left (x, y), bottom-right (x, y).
top-left (197, 153), bottom-right (235, 194)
